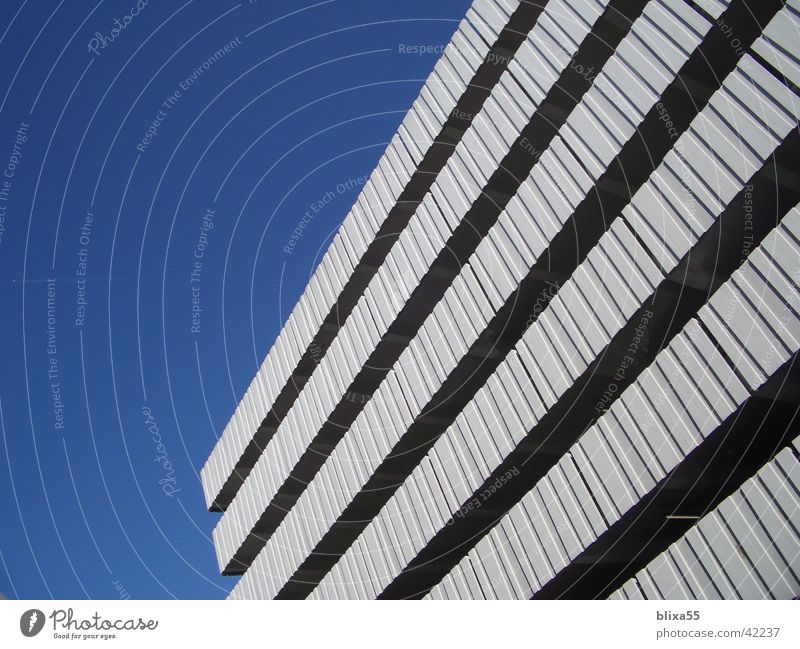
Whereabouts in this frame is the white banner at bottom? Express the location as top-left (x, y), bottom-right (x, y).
top-left (0, 600), bottom-right (797, 648)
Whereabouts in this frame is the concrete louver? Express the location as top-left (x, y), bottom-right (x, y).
top-left (608, 436), bottom-right (800, 600)
top-left (201, 0), bottom-right (546, 512)
top-left (421, 200), bottom-right (800, 599)
top-left (214, 0), bottom-right (661, 576)
top-left (308, 9), bottom-right (800, 600)
top-left (234, 0), bottom-right (799, 599)
top-left (208, 0), bottom-right (800, 600)
top-left (427, 277), bottom-right (800, 599)
top-left (331, 201), bottom-right (800, 600)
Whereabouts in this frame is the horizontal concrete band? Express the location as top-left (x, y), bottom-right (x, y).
top-left (378, 202), bottom-right (800, 600)
top-left (216, 0), bottom-right (800, 600)
top-left (313, 89), bottom-right (800, 600)
top-left (216, 0), bottom-right (647, 575)
top-left (316, 1), bottom-right (800, 601)
top-left (228, 0), bottom-right (796, 600)
top-left (425, 204), bottom-right (800, 600)
top-left (201, 0), bottom-right (534, 511)
top-left (314, 17), bottom-right (798, 597)
top-left (609, 438), bottom-right (800, 600)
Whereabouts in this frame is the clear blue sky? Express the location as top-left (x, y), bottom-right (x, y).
top-left (0, 0), bottom-right (471, 599)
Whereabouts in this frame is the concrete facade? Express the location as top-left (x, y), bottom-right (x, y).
top-left (203, 0), bottom-right (800, 599)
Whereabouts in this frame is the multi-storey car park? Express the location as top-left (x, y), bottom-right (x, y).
top-left (202, 0), bottom-right (800, 599)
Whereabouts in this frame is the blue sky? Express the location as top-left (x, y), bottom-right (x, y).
top-left (0, 0), bottom-right (471, 599)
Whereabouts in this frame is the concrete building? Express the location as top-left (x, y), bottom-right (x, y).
top-left (203, 0), bottom-right (800, 599)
